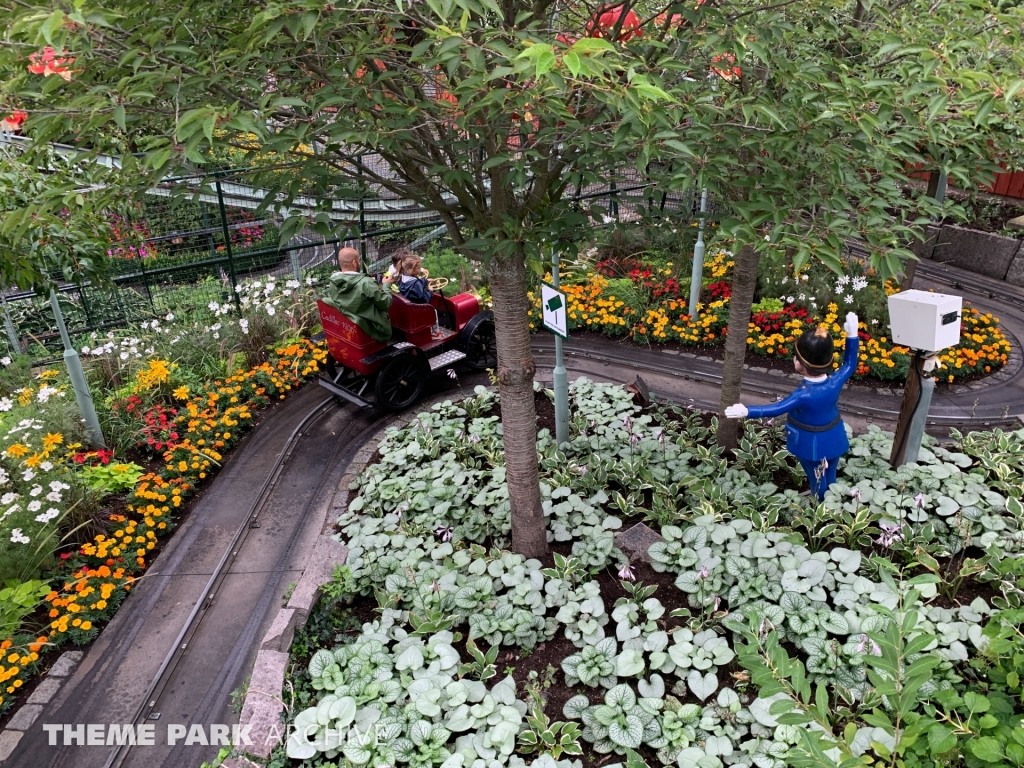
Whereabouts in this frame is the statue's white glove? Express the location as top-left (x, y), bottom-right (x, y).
top-left (844, 312), bottom-right (859, 338)
top-left (923, 354), bottom-right (943, 372)
top-left (724, 404), bottom-right (748, 419)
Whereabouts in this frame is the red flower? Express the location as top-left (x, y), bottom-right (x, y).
top-left (587, 5), bottom-right (643, 40)
top-left (1, 111), bottom-right (27, 131)
top-left (27, 47), bottom-right (75, 81)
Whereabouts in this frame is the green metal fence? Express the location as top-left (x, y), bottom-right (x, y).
top-left (0, 160), bottom-right (701, 362)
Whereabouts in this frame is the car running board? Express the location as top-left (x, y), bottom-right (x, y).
top-left (318, 376), bottom-right (373, 408)
top-left (428, 350), bottom-right (466, 370)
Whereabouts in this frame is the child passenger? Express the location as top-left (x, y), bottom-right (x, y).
top-left (397, 254), bottom-right (434, 304)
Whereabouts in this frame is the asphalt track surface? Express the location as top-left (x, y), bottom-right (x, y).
top-left (10, 258), bottom-right (1023, 768)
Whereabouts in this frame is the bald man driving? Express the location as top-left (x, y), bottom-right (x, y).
top-left (322, 247), bottom-right (393, 342)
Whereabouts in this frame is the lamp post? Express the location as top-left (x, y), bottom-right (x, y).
top-left (687, 189), bottom-right (709, 319)
top-left (50, 290), bottom-right (105, 447)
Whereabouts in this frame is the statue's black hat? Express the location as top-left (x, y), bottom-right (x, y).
top-left (796, 326), bottom-right (835, 375)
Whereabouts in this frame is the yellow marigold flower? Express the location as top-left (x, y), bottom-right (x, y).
top-left (173, 386), bottom-right (190, 400)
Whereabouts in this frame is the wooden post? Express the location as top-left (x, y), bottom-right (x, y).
top-left (890, 351), bottom-right (926, 466)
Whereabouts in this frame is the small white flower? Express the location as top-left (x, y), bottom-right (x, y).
top-left (0, 357), bottom-right (10, 366)
top-left (46, 491), bottom-right (62, 502)
top-left (266, 305), bottom-right (276, 317)
top-left (81, 346), bottom-right (91, 355)
top-left (120, 352), bottom-right (129, 361)
top-left (0, 398), bottom-right (11, 412)
top-left (844, 294), bottom-right (854, 304)
top-left (801, 274), bottom-right (809, 282)
top-left (786, 296), bottom-right (794, 303)
top-left (10, 529), bottom-right (29, 544)
top-left (35, 508), bottom-right (60, 524)
top-left (851, 276), bottom-right (868, 291)
top-left (239, 319), bottom-right (249, 335)
top-left (37, 386), bottom-right (59, 403)
top-left (286, 280), bottom-right (300, 289)
top-left (21, 469), bottom-right (35, 482)
top-left (29, 485), bottom-right (42, 497)
top-left (39, 461), bottom-right (53, 471)
top-left (0, 493), bottom-right (17, 505)
top-left (49, 481), bottom-right (69, 492)
top-left (836, 275), bottom-right (850, 286)
top-left (27, 500), bottom-right (41, 512)
top-left (166, 313), bottom-right (175, 321)
top-left (617, 562), bottom-right (636, 581)
top-left (208, 301), bottom-right (220, 312)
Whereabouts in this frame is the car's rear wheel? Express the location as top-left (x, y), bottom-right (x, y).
top-left (461, 312), bottom-right (497, 371)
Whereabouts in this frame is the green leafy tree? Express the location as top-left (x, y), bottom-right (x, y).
top-left (0, 0), bottom-right (678, 556)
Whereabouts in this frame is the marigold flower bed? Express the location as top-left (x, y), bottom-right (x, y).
top-left (529, 253), bottom-right (1010, 382)
top-left (0, 340), bottom-right (326, 709)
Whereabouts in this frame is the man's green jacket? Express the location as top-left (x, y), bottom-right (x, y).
top-left (322, 271), bottom-right (393, 342)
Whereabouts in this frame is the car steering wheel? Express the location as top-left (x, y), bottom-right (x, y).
top-left (428, 277), bottom-right (449, 292)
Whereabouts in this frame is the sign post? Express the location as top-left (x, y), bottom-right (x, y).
top-left (687, 189), bottom-right (709, 319)
top-left (542, 252), bottom-right (569, 446)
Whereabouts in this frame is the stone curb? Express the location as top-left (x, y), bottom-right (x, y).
top-left (231, 392), bottom-right (458, 763)
top-left (0, 651), bottom-right (83, 763)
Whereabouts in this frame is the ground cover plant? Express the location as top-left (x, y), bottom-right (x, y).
top-left (529, 246), bottom-right (1010, 383)
top-left (0, 275), bottom-right (327, 713)
top-left (284, 380), bottom-right (1024, 768)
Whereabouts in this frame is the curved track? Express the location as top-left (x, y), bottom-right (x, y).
top-left (7, 384), bottom-right (393, 768)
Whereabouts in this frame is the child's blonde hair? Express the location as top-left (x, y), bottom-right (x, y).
top-left (400, 253), bottom-right (423, 277)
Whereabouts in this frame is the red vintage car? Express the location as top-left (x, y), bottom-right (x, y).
top-left (317, 285), bottom-right (496, 411)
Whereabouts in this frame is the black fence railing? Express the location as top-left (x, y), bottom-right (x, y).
top-left (1, 161), bottom-right (704, 362)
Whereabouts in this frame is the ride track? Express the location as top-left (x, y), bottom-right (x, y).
top-left (6, 382), bottom-right (431, 768)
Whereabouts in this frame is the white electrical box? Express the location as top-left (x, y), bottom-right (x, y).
top-left (887, 289), bottom-right (962, 353)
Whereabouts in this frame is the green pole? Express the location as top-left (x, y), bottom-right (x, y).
top-left (687, 188), bottom-right (709, 319)
top-left (552, 250), bottom-right (569, 446)
top-left (50, 290), bottom-right (105, 447)
top-left (0, 287), bottom-right (20, 352)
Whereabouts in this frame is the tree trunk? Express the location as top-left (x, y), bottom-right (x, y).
top-left (717, 244), bottom-right (760, 450)
top-left (487, 247), bottom-right (549, 558)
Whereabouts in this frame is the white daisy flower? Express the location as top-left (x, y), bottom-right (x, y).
top-left (29, 485), bottom-right (42, 497)
top-left (0, 493), bottom-right (17, 505)
top-left (35, 508), bottom-right (60, 524)
top-left (844, 294), bottom-right (854, 304)
top-left (10, 529), bottom-right (29, 544)
top-left (27, 500), bottom-right (41, 512)
top-left (46, 491), bottom-right (62, 502)
top-left (0, 398), bottom-right (11, 412)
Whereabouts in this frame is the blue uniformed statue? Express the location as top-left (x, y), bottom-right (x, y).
top-left (725, 312), bottom-right (859, 499)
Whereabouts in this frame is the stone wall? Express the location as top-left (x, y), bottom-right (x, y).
top-left (919, 224), bottom-right (1024, 286)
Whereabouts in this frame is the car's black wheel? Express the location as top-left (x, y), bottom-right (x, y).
top-left (461, 313), bottom-right (497, 371)
top-left (374, 353), bottom-right (427, 411)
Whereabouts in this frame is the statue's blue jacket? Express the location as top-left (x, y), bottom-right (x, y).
top-left (745, 337), bottom-right (859, 461)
